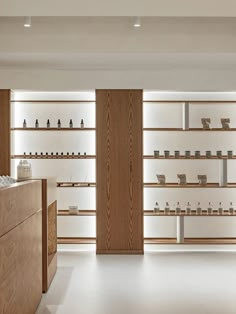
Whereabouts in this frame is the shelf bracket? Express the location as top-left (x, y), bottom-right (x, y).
top-left (182, 102), bottom-right (189, 130)
top-left (219, 159), bottom-right (227, 187)
top-left (176, 216), bottom-right (184, 243)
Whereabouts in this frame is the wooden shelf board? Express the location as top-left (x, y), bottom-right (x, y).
top-left (144, 210), bottom-right (236, 216)
top-left (11, 100), bottom-right (95, 103)
top-left (11, 155), bottom-right (96, 159)
top-left (144, 155), bottom-right (234, 160)
top-left (144, 183), bottom-right (236, 188)
top-left (57, 237), bottom-right (236, 245)
top-left (57, 182), bottom-right (96, 188)
top-left (57, 237), bottom-right (96, 244)
top-left (58, 210), bottom-right (96, 216)
top-left (144, 238), bottom-right (236, 244)
top-left (11, 127), bottom-right (96, 131)
top-left (143, 128), bottom-right (236, 131)
top-left (144, 238), bottom-right (177, 244)
top-left (143, 100), bottom-right (236, 103)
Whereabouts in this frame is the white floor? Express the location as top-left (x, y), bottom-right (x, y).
top-left (37, 246), bottom-right (236, 314)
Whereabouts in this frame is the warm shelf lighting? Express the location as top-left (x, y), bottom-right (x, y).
top-left (133, 17), bottom-right (141, 28)
top-left (24, 16), bottom-right (31, 28)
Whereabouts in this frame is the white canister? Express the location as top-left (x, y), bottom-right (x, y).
top-left (17, 160), bottom-right (32, 180)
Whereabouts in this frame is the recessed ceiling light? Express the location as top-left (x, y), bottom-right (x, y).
top-left (24, 16), bottom-right (31, 28)
top-left (133, 17), bottom-right (141, 28)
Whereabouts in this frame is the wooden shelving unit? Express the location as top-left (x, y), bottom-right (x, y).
top-left (143, 98), bottom-right (236, 245)
top-left (10, 92), bottom-right (97, 250)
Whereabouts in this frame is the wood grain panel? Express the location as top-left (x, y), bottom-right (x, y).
top-left (0, 89), bottom-right (11, 175)
top-left (0, 210), bottom-right (42, 314)
top-left (48, 201), bottom-right (57, 255)
top-left (0, 180), bottom-right (42, 238)
top-left (96, 90), bottom-right (143, 254)
top-left (40, 178), bottom-right (57, 293)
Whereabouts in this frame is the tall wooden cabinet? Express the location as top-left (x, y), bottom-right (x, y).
top-left (0, 89), bottom-right (10, 175)
top-left (96, 89), bottom-right (143, 254)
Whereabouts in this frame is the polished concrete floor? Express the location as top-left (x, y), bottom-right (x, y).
top-left (37, 246), bottom-right (236, 314)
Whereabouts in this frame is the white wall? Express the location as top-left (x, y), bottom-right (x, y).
top-left (2, 68), bottom-right (236, 91)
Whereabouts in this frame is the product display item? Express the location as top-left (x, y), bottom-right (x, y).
top-left (196, 202), bottom-right (202, 215)
top-left (156, 174), bottom-right (166, 185)
top-left (174, 151), bottom-right (180, 158)
top-left (164, 150), bottom-right (170, 158)
top-left (201, 118), bottom-right (211, 129)
top-left (176, 201), bottom-right (181, 214)
top-left (185, 150), bottom-right (191, 158)
top-left (198, 175), bottom-right (207, 185)
top-left (164, 202), bottom-right (170, 214)
top-left (154, 202), bottom-right (160, 214)
top-left (0, 176), bottom-right (16, 187)
top-left (186, 202), bottom-right (191, 214)
top-left (68, 205), bottom-right (79, 215)
top-left (154, 150), bottom-right (159, 158)
top-left (177, 174), bottom-right (186, 185)
top-left (221, 118), bottom-right (230, 129)
top-left (17, 160), bottom-right (32, 180)
top-left (207, 202), bottom-right (212, 214)
top-left (80, 119), bottom-right (84, 128)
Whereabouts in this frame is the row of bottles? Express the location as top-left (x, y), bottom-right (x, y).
top-left (154, 150), bottom-right (233, 158)
top-left (154, 201), bottom-right (235, 215)
top-left (22, 151), bottom-right (88, 157)
top-left (23, 119), bottom-right (84, 128)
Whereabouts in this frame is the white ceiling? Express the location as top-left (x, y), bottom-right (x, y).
top-left (1, 0), bottom-right (236, 17)
top-left (0, 17), bottom-right (236, 71)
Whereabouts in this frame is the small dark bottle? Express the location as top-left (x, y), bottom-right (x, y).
top-left (84, 152), bottom-right (87, 156)
top-left (40, 152), bottom-right (43, 156)
top-left (47, 119), bottom-right (50, 128)
top-left (56, 152), bottom-right (59, 156)
top-left (35, 119), bottom-right (39, 128)
top-left (61, 152), bottom-right (64, 155)
top-left (69, 119), bottom-right (73, 128)
top-left (80, 119), bottom-right (84, 128)
top-left (51, 152), bottom-right (54, 156)
top-left (78, 152), bottom-right (80, 156)
top-left (35, 152), bottom-right (38, 156)
top-left (23, 119), bottom-right (27, 128)
top-left (58, 119), bottom-right (61, 128)
top-left (24, 152), bottom-right (26, 156)
top-left (67, 152), bottom-right (69, 156)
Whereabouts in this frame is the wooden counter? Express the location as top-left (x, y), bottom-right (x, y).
top-left (17, 177), bottom-right (57, 293)
top-left (0, 180), bottom-right (42, 314)
top-left (40, 177), bottom-right (57, 293)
